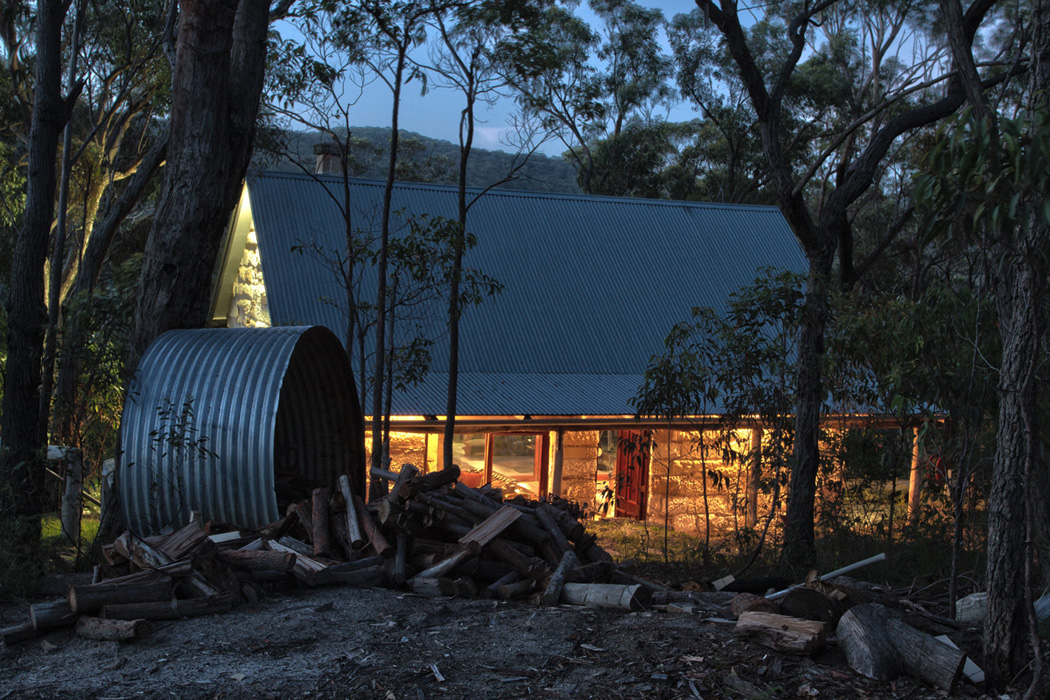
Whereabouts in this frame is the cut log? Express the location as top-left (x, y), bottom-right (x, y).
top-left (541, 550), bottom-right (577, 606)
top-left (560, 583), bottom-right (649, 611)
top-left (411, 547), bottom-right (474, 581)
top-left (216, 549), bottom-right (296, 572)
top-left (498, 578), bottom-right (536, 600)
top-left (734, 611), bottom-right (826, 654)
top-left (1, 621), bottom-right (37, 646)
top-left (354, 494), bottom-right (393, 557)
top-left (400, 464), bottom-right (460, 500)
top-left (536, 504), bottom-right (573, 558)
top-left (308, 564), bottom-right (384, 587)
top-left (483, 571), bottom-right (521, 599)
top-left (102, 592), bottom-right (240, 621)
top-left (730, 593), bottom-right (777, 618)
top-left (268, 539), bottom-right (329, 583)
top-left (485, 538), bottom-right (545, 575)
top-left (276, 535), bottom-right (314, 557)
top-left (31, 599), bottom-right (77, 629)
top-left (779, 586), bottom-right (849, 625)
top-left (459, 505), bottom-right (522, 548)
top-left (837, 603), bottom-right (965, 692)
top-left (311, 487), bottom-right (332, 557)
top-left (69, 576), bottom-right (174, 615)
top-left (76, 616), bottom-right (154, 641)
top-left (338, 474), bottom-right (366, 549)
top-left (294, 499), bottom-right (313, 539)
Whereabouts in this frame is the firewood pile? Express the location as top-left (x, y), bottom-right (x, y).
top-left (1, 464), bottom-right (662, 648)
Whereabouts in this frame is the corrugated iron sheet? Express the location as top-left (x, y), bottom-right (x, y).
top-left (120, 325), bottom-right (358, 535)
top-left (244, 171), bottom-right (807, 415)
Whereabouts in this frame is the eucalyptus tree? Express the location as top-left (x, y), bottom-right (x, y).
top-left (916, 0), bottom-right (1049, 686)
top-left (497, 0), bottom-right (671, 194)
top-left (685, 0), bottom-right (1007, 568)
top-left (417, 0), bottom-right (534, 470)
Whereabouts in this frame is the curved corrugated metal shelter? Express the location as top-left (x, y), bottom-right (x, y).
top-left (120, 325), bottom-right (361, 535)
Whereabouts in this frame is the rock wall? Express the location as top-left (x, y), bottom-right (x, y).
top-left (227, 229), bottom-right (271, 328)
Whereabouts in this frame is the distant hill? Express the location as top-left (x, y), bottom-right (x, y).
top-left (252, 126), bottom-right (582, 194)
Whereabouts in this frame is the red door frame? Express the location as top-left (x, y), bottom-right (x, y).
top-left (615, 429), bottom-right (651, 520)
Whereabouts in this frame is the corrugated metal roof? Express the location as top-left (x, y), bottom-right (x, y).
top-left (120, 326), bottom-right (360, 534)
top-left (243, 171), bottom-right (807, 416)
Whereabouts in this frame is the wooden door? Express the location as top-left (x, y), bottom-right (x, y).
top-left (615, 429), bottom-right (650, 520)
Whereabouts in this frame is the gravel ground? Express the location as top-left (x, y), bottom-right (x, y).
top-left (1, 583), bottom-right (1024, 700)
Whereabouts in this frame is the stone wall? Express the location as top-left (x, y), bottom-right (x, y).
top-left (646, 428), bottom-right (769, 537)
top-left (560, 430), bottom-right (601, 512)
top-left (227, 228), bottom-right (271, 328)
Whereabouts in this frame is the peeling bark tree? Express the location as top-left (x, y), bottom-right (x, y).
top-left (128, 0), bottom-right (271, 363)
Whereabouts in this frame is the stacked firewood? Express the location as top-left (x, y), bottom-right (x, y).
top-left (1, 464), bottom-right (654, 647)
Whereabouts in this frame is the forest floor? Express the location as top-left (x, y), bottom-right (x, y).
top-left (0, 578), bottom-right (1030, 700)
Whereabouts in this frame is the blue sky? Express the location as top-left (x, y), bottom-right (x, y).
top-left (320, 1), bottom-right (702, 156)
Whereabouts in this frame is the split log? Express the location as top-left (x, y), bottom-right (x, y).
top-left (370, 466), bottom-right (399, 482)
top-left (353, 494), bottom-right (393, 557)
top-left (31, 599), bottom-right (77, 629)
top-left (76, 616), bottom-right (154, 641)
top-left (188, 540), bottom-right (241, 595)
top-left (156, 520), bottom-right (209, 560)
top-left (560, 583), bottom-right (649, 611)
top-left (837, 603), bottom-right (965, 692)
top-left (277, 535), bottom-right (315, 557)
top-left (541, 550), bottom-right (577, 606)
top-left (216, 549), bottom-right (296, 572)
top-left (459, 505), bottom-right (522, 548)
top-left (458, 558), bottom-right (516, 583)
top-left (69, 576), bottom-right (174, 615)
top-left (311, 487), bottom-right (331, 557)
top-left (328, 501), bottom-right (355, 559)
top-left (268, 539), bottom-right (329, 583)
top-left (102, 592), bottom-right (240, 620)
top-left (734, 611), bottom-right (826, 654)
top-left (1, 622), bottom-right (36, 646)
top-left (337, 474), bottom-right (366, 549)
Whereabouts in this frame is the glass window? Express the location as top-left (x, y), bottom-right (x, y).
top-left (492, 434), bottom-right (540, 496)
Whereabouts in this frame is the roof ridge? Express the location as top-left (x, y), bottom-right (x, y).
top-left (246, 168), bottom-right (782, 213)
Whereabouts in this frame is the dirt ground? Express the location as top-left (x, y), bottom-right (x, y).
top-left (0, 582), bottom-right (1020, 700)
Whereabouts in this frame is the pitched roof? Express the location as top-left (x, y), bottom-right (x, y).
top-left (242, 170), bottom-right (806, 416)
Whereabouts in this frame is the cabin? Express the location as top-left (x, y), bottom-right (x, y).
top-left (209, 170), bottom-right (910, 535)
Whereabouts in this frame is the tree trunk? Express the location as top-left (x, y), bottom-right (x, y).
top-left (0, 0), bottom-right (73, 541)
top-left (782, 246), bottom-right (834, 568)
top-left (984, 232), bottom-right (1045, 686)
top-left (128, 0), bottom-right (269, 364)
